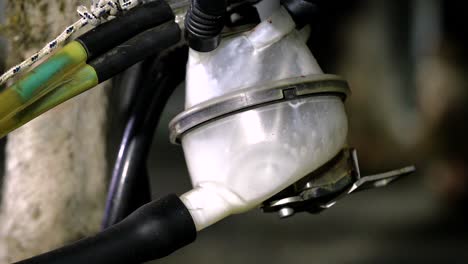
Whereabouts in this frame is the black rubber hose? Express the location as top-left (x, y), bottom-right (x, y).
top-left (77, 0), bottom-right (174, 60)
top-left (15, 194), bottom-right (197, 264)
top-left (281, 0), bottom-right (324, 28)
top-left (102, 47), bottom-right (188, 228)
top-left (185, 0), bottom-right (227, 52)
top-left (90, 21), bottom-right (181, 82)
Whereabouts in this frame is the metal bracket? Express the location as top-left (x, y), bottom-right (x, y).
top-left (261, 149), bottom-right (415, 218)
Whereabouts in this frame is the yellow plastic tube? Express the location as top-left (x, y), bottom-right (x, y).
top-left (0, 41), bottom-right (88, 122)
top-left (0, 64), bottom-right (98, 138)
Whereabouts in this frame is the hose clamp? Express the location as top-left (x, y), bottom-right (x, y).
top-left (169, 74), bottom-right (350, 144)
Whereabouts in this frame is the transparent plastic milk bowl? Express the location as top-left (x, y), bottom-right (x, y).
top-left (180, 95), bottom-right (348, 229)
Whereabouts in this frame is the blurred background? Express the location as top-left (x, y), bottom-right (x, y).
top-left (2, 0), bottom-right (468, 263)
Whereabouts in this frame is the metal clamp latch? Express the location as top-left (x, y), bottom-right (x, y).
top-left (262, 149), bottom-right (415, 218)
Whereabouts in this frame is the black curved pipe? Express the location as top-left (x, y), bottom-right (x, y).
top-left (16, 194), bottom-right (196, 264)
top-left (185, 0), bottom-right (228, 52)
top-left (103, 47), bottom-right (189, 228)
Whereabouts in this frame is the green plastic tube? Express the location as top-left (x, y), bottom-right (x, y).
top-left (0, 64), bottom-right (98, 138)
top-left (0, 41), bottom-right (88, 122)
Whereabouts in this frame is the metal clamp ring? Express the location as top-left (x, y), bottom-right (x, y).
top-left (169, 74), bottom-right (351, 144)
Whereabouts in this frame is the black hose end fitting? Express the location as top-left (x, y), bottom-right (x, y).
top-left (185, 0), bottom-right (227, 52)
top-left (15, 194), bottom-right (197, 264)
top-left (281, 0), bottom-right (323, 29)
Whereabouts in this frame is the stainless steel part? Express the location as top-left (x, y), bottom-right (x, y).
top-left (165, 0), bottom-right (190, 10)
top-left (169, 74), bottom-right (350, 143)
top-left (278, 207), bottom-right (295, 218)
top-left (261, 149), bottom-right (415, 218)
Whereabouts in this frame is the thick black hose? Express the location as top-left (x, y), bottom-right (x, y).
top-left (185, 0), bottom-right (227, 52)
top-left (90, 21), bottom-right (181, 82)
top-left (15, 194), bottom-right (197, 264)
top-left (102, 47), bottom-right (188, 228)
top-left (77, 0), bottom-right (174, 60)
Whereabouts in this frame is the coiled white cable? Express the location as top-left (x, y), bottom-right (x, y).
top-left (0, 0), bottom-right (140, 86)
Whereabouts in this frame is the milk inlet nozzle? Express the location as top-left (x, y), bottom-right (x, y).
top-left (170, 6), bottom-right (415, 231)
